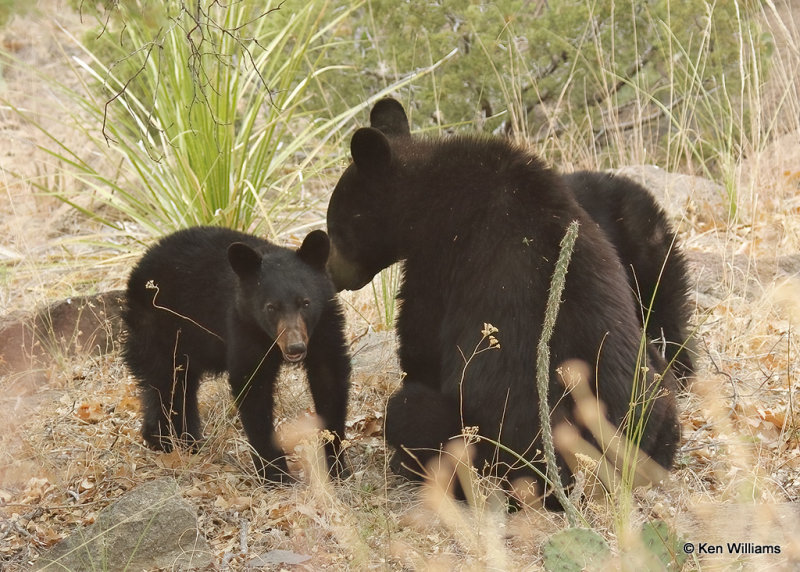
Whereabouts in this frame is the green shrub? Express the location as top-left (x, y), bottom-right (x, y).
top-left (46, 0), bottom-right (357, 236)
top-left (317, 0), bottom-right (771, 174)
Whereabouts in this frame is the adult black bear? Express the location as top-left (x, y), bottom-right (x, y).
top-left (122, 227), bottom-right (350, 482)
top-left (325, 98), bottom-right (680, 498)
top-left (565, 170), bottom-right (695, 383)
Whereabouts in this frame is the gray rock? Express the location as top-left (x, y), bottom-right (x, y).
top-left (687, 250), bottom-right (800, 306)
top-left (350, 330), bottom-right (400, 375)
top-left (247, 549), bottom-right (311, 567)
top-left (614, 164), bottom-right (730, 224)
top-left (35, 478), bottom-right (213, 571)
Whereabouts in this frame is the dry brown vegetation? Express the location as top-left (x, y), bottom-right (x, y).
top-left (2, 1), bottom-right (800, 570)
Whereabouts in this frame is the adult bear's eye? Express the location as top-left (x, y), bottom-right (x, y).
top-left (301, 299), bottom-right (311, 309)
top-left (266, 303), bottom-right (276, 314)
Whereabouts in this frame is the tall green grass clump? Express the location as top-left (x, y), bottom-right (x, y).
top-left (2, 0), bottom-right (457, 240)
top-left (1, 1), bottom-right (338, 237)
top-left (50, 0), bottom-right (354, 237)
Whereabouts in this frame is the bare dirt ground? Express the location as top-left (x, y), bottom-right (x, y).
top-left (2, 1), bottom-right (800, 570)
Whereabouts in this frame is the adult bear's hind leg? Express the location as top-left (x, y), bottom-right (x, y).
top-left (385, 382), bottom-right (463, 480)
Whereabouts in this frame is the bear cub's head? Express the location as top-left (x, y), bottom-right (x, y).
top-left (326, 98), bottom-right (411, 291)
top-left (227, 230), bottom-right (333, 363)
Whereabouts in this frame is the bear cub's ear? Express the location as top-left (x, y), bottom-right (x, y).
top-left (351, 127), bottom-right (392, 176)
top-left (228, 242), bottom-right (262, 279)
top-left (297, 230), bottom-right (330, 271)
top-left (370, 98), bottom-right (410, 137)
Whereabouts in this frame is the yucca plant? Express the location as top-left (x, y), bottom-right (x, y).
top-left (1, 0), bottom-right (454, 240)
top-left (52, 0), bottom-right (353, 237)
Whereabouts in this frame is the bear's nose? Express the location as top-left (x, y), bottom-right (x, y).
top-left (283, 342), bottom-right (307, 363)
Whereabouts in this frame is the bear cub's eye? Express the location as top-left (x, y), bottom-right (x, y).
top-left (301, 299), bottom-right (311, 309)
top-left (265, 303), bottom-right (277, 314)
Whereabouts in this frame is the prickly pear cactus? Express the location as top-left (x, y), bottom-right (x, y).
top-left (542, 528), bottom-right (611, 572)
top-left (639, 519), bottom-right (688, 570)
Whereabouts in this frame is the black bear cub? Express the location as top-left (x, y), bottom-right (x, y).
top-left (564, 171), bottom-right (695, 383)
top-left (326, 98), bottom-right (685, 502)
top-left (122, 226), bottom-right (350, 482)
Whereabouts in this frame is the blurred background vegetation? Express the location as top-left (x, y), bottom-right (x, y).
top-left (1, 0), bottom-right (778, 236)
top-left (321, 0), bottom-right (770, 166)
top-left (78, 1), bottom-right (772, 154)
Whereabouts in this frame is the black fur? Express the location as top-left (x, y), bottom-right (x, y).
top-left (122, 226), bottom-right (351, 482)
top-left (326, 98), bottom-right (680, 497)
top-left (564, 171), bottom-right (695, 383)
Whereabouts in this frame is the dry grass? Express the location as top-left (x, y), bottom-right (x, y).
top-left (2, 1), bottom-right (800, 570)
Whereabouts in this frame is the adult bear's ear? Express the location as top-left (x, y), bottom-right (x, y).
top-left (351, 127), bottom-right (392, 176)
top-left (228, 242), bottom-right (262, 279)
top-left (370, 98), bottom-right (410, 137)
top-left (296, 229), bottom-right (330, 271)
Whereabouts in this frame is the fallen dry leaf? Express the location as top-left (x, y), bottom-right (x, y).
top-left (214, 495), bottom-right (252, 511)
top-left (75, 402), bottom-right (105, 423)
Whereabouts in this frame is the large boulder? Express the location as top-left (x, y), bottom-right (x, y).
top-left (35, 478), bottom-right (213, 571)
